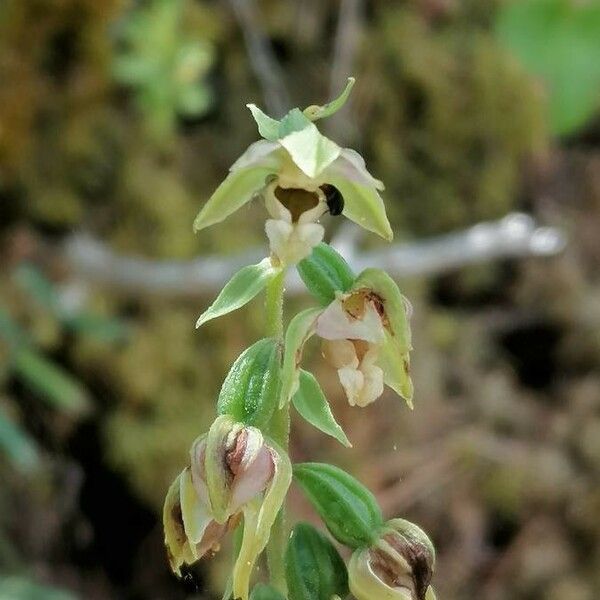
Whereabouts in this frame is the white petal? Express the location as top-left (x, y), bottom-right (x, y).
top-left (338, 366), bottom-right (365, 407)
top-left (322, 339), bottom-right (359, 369)
top-left (265, 219), bottom-right (294, 259)
top-left (264, 182), bottom-right (292, 221)
top-left (229, 445), bottom-right (274, 513)
top-left (231, 140), bottom-right (282, 172)
top-left (266, 220), bottom-right (324, 265)
top-left (324, 148), bottom-right (384, 190)
top-left (356, 363), bottom-right (384, 407)
top-left (298, 197), bottom-right (327, 224)
top-left (316, 296), bottom-right (385, 343)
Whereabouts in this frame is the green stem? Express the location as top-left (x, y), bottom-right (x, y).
top-left (264, 269), bottom-right (285, 339)
top-left (264, 268), bottom-right (289, 594)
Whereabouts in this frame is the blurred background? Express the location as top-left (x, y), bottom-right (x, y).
top-left (1, 0), bottom-right (599, 598)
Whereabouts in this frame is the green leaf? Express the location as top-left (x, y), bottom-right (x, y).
top-left (12, 348), bottom-right (91, 416)
top-left (297, 243), bottom-right (355, 306)
top-left (326, 174), bottom-right (393, 241)
top-left (196, 259), bottom-right (281, 327)
top-left (0, 404), bottom-right (38, 472)
top-left (496, 0), bottom-right (600, 136)
top-left (280, 308), bottom-right (322, 408)
top-left (250, 584), bottom-right (286, 600)
top-left (285, 522), bottom-right (349, 600)
top-left (303, 77), bottom-right (356, 121)
top-left (193, 166), bottom-right (273, 232)
top-left (247, 104), bottom-right (281, 141)
top-left (292, 370), bottom-right (351, 447)
top-left (293, 462), bottom-right (383, 548)
top-left (217, 338), bottom-right (281, 427)
top-left (279, 123), bottom-right (341, 178)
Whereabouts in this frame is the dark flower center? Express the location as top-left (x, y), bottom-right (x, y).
top-left (274, 186), bottom-right (319, 222)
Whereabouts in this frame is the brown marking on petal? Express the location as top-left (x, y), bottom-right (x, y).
top-left (404, 358), bottom-right (411, 375)
top-left (366, 291), bottom-right (390, 330)
top-left (383, 532), bottom-right (434, 600)
top-left (171, 501), bottom-right (187, 546)
top-left (225, 429), bottom-right (249, 476)
top-left (351, 339), bottom-right (371, 362)
top-left (274, 187), bottom-right (319, 222)
top-left (342, 289), bottom-right (368, 320)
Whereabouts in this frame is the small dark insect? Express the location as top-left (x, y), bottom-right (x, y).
top-left (179, 565), bottom-right (200, 592)
top-left (320, 184), bottom-right (344, 216)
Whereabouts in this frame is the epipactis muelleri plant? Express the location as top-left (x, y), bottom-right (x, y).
top-left (163, 79), bottom-right (438, 600)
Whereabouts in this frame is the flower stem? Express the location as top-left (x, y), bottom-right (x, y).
top-left (265, 268), bottom-right (285, 339)
top-left (264, 268), bottom-right (288, 593)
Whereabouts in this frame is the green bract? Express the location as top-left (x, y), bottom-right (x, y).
top-left (293, 462), bottom-right (384, 548)
top-left (292, 370), bottom-right (351, 447)
top-left (217, 338), bottom-right (281, 427)
top-left (285, 522), bottom-right (349, 600)
top-left (297, 243), bottom-right (356, 306)
top-left (196, 259), bottom-right (282, 327)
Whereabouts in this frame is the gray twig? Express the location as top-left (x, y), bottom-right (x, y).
top-left (62, 213), bottom-right (566, 298)
top-left (228, 0), bottom-right (291, 117)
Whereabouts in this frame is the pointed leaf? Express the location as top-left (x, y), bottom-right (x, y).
top-left (293, 462), bottom-right (383, 548)
top-left (280, 308), bottom-right (322, 408)
top-left (292, 370), bottom-right (351, 447)
top-left (193, 166), bottom-right (273, 232)
top-left (279, 124), bottom-right (341, 178)
top-left (196, 259), bottom-right (281, 328)
top-left (247, 104), bottom-right (281, 141)
top-left (13, 348), bottom-right (91, 416)
top-left (0, 404), bottom-right (38, 472)
top-left (303, 77), bottom-right (355, 121)
top-left (250, 584), bottom-right (286, 600)
top-left (326, 174), bottom-right (392, 241)
top-left (297, 243), bottom-right (355, 306)
top-left (285, 522), bottom-right (349, 600)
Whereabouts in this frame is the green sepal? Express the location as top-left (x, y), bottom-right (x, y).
top-left (205, 415), bottom-right (237, 523)
top-left (326, 172), bottom-right (393, 241)
top-left (193, 166), bottom-right (273, 232)
top-left (247, 104), bottom-right (281, 141)
top-left (163, 470), bottom-right (196, 576)
top-left (280, 308), bottom-right (322, 408)
top-left (297, 243), bottom-right (356, 306)
top-left (303, 77), bottom-right (355, 121)
top-left (352, 269), bottom-right (413, 406)
top-left (232, 439), bottom-right (292, 600)
top-left (250, 584), bottom-right (286, 600)
top-left (285, 522), bottom-right (349, 600)
top-left (217, 338), bottom-right (282, 427)
top-left (292, 370), bottom-right (351, 447)
top-left (196, 258), bottom-right (282, 328)
top-left (293, 462), bottom-right (383, 548)
top-left (279, 121), bottom-right (341, 178)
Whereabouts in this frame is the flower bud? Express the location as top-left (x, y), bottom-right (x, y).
top-left (349, 519), bottom-right (435, 600)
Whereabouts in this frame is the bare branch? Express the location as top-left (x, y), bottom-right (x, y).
top-left (227, 0), bottom-right (291, 117)
top-left (61, 213), bottom-right (566, 298)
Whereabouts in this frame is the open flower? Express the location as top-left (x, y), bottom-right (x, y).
top-left (163, 416), bottom-right (291, 600)
top-left (349, 519), bottom-right (436, 600)
top-left (281, 268), bottom-right (413, 410)
top-left (193, 78), bottom-right (392, 266)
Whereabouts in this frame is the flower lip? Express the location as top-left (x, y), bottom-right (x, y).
top-left (274, 186), bottom-right (320, 222)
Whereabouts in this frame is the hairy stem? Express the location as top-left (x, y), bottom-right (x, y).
top-left (264, 268), bottom-right (288, 593)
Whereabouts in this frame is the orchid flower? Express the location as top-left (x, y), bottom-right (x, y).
top-left (163, 416), bottom-right (291, 600)
top-left (192, 78), bottom-right (392, 266)
top-left (280, 267), bottom-right (413, 411)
